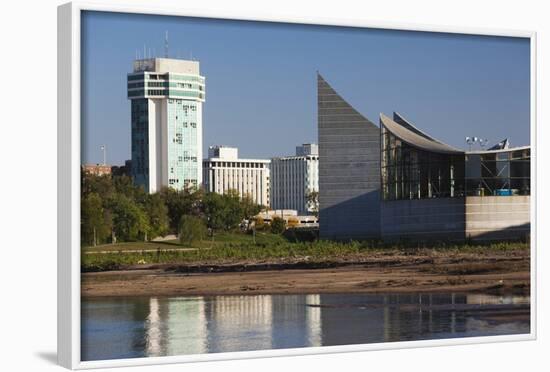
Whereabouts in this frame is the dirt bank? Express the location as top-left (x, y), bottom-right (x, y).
top-left (81, 251), bottom-right (530, 298)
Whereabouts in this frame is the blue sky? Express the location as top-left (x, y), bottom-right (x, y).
top-left (81, 11), bottom-right (530, 165)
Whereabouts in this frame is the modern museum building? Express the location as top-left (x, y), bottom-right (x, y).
top-left (317, 74), bottom-right (531, 242)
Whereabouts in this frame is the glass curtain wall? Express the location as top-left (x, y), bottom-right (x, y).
top-left (381, 126), bottom-right (465, 201)
top-left (381, 125), bottom-right (530, 200)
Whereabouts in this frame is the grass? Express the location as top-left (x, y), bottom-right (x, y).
top-left (83, 231), bottom-right (287, 252)
top-left (81, 231), bottom-right (529, 272)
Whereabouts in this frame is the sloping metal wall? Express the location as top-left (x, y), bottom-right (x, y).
top-left (317, 74), bottom-right (381, 239)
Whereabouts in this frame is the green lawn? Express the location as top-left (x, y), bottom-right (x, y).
top-left (82, 231), bottom-right (287, 253)
top-left (81, 231), bottom-right (529, 272)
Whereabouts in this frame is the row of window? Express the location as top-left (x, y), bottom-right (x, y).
top-left (206, 162), bottom-right (268, 169)
top-left (173, 122), bottom-right (198, 128)
top-left (168, 100), bottom-right (197, 109)
top-left (128, 90), bottom-right (204, 99)
top-left (129, 81), bottom-right (204, 90)
top-left (128, 73), bottom-right (205, 83)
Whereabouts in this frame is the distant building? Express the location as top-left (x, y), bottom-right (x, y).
top-left (270, 144), bottom-right (319, 214)
top-left (111, 160), bottom-right (132, 177)
top-left (295, 143), bottom-right (319, 157)
top-left (82, 164), bottom-right (112, 176)
top-left (255, 209), bottom-right (318, 227)
top-left (203, 146), bottom-right (270, 207)
top-left (127, 57), bottom-right (206, 193)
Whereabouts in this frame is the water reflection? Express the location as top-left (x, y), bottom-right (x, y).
top-left (81, 293), bottom-right (530, 361)
top-left (207, 295), bottom-right (274, 352)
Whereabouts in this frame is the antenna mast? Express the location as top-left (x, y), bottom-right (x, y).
top-left (164, 31), bottom-right (169, 58)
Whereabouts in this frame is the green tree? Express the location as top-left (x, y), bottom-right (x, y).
top-left (270, 216), bottom-right (286, 234)
top-left (203, 190), bottom-right (243, 232)
top-left (81, 192), bottom-right (111, 246)
top-left (160, 187), bottom-right (204, 232)
top-left (241, 194), bottom-right (263, 220)
top-left (179, 215), bottom-right (207, 246)
top-left (306, 190), bottom-right (320, 217)
top-left (145, 193), bottom-right (169, 239)
top-left (113, 175), bottom-right (135, 198)
top-left (81, 172), bottom-right (114, 199)
top-left (108, 194), bottom-right (150, 241)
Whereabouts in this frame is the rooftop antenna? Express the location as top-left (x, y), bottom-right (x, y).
top-left (164, 31), bottom-right (169, 58)
top-left (465, 136), bottom-right (488, 151)
top-left (465, 137), bottom-right (474, 151)
top-left (100, 145), bottom-right (107, 166)
top-left (143, 44), bottom-right (146, 60)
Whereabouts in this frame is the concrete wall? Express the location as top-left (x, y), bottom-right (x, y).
top-left (381, 198), bottom-right (466, 241)
top-left (381, 196), bottom-right (530, 242)
top-left (133, 58), bottom-right (200, 74)
top-left (317, 74), bottom-right (381, 240)
top-left (465, 196), bottom-right (530, 240)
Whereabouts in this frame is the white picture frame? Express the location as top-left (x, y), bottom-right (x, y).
top-left (58, 1), bottom-right (537, 369)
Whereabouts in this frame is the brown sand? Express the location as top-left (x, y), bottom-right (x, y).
top-left (81, 253), bottom-right (530, 298)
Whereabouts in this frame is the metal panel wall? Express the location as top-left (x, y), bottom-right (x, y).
top-left (317, 74), bottom-right (381, 239)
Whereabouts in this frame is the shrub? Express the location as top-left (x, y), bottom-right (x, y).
top-left (179, 215), bottom-right (207, 246)
top-left (270, 216), bottom-right (286, 234)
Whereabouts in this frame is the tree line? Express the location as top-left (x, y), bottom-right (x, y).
top-left (81, 172), bottom-right (263, 246)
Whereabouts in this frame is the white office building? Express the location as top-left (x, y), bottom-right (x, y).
top-left (270, 144), bottom-right (319, 214)
top-left (203, 146), bottom-right (270, 206)
top-left (127, 58), bottom-right (205, 193)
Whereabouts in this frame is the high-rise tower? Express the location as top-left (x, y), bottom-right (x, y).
top-left (127, 58), bottom-right (206, 193)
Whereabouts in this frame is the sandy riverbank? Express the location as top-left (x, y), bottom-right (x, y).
top-left (81, 251), bottom-right (530, 298)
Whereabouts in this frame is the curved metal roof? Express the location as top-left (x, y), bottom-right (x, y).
top-left (380, 113), bottom-right (464, 155)
top-left (393, 112), bottom-right (443, 144)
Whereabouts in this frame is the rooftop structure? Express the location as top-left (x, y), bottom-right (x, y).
top-left (207, 146), bottom-right (238, 160)
top-left (296, 143), bottom-right (319, 157)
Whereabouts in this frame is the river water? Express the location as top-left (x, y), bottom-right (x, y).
top-left (81, 293), bottom-right (530, 361)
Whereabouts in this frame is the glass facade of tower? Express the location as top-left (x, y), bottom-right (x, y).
top-left (130, 99), bottom-right (149, 189)
top-left (167, 99), bottom-right (199, 190)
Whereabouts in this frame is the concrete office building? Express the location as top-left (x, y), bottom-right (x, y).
top-left (318, 73), bottom-right (531, 242)
top-left (270, 144), bottom-right (319, 214)
top-left (127, 58), bottom-right (206, 193)
top-left (203, 146), bottom-right (270, 207)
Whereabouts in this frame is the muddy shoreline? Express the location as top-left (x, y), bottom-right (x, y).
top-left (81, 252), bottom-right (530, 298)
